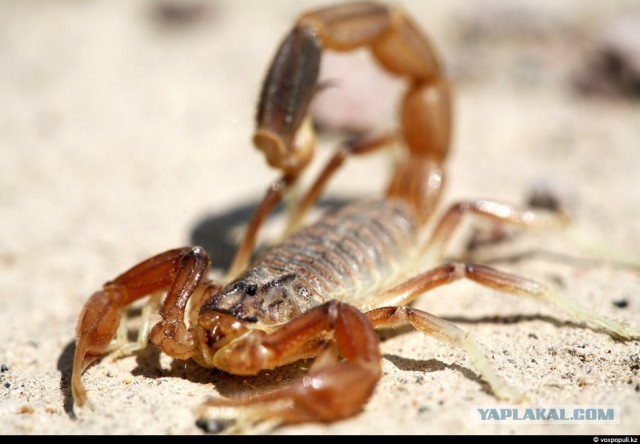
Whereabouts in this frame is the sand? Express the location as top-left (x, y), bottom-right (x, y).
top-left (1, 0), bottom-right (639, 435)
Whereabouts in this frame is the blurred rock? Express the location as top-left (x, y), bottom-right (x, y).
top-left (575, 16), bottom-right (640, 99)
top-left (151, 0), bottom-right (214, 29)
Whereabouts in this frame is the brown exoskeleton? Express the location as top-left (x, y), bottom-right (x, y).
top-left (71, 1), bottom-right (640, 433)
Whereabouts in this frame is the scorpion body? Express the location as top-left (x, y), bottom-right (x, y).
top-left (70, 1), bottom-right (639, 433)
top-left (207, 200), bottom-right (419, 326)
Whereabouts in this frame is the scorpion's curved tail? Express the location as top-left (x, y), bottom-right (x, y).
top-left (229, 2), bottom-right (453, 278)
top-left (259, 1), bottom-right (452, 217)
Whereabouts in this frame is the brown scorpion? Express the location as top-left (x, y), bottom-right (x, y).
top-left (70, 1), bottom-right (639, 433)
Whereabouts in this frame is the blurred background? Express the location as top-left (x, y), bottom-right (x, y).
top-left (1, 0), bottom-right (639, 434)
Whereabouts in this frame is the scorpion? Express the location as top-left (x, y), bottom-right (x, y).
top-left (70, 1), bottom-right (639, 433)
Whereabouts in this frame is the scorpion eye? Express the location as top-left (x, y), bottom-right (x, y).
top-left (234, 282), bottom-right (258, 296)
top-left (245, 284), bottom-right (258, 296)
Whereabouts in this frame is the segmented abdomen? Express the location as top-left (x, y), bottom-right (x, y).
top-left (253, 199), bottom-right (418, 302)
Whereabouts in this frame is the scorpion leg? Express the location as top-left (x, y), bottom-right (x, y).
top-left (226, 175), bottom-right (295, 280)
top-left (422, 200), bottom-right (570, 266)
top-left (197, 301), bottom-right (381, 430)
top-left (370, 262), bottom-right (640, 339)
top-left (109, 291), bottom-right (163, 359)
top-left (367, 306), bottom-right (523, 401)
top-left (72, 246), bottom-right (218, 406)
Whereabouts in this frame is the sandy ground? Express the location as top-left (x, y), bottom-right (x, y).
top-left (1, 0), bottom-right (640, 435)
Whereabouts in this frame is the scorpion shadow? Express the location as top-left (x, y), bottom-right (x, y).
top-left (129, 346), bottom-right (311, 400)
top-left (383, 354), bottom-right (490, 393)
top-left (378, 312), bottom-right (591, 398)
top-left (57, 336), bottom-right (308, 418)
top-left (57, 340), bottom-right (77, 419)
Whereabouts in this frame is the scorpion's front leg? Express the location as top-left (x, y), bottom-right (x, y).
top-left (197, 301), bottom-right (381, 431)
top-left (72, 246), bottom-right (218, 406)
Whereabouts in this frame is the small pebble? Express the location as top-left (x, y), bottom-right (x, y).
top-left (195, 418), bottom-right (232, 434)
top-left (613, 299), bottom-right (629, 309)
top-left (1, 364), bottom-right (8, 372)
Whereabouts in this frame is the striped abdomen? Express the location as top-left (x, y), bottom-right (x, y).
top-left (254, 199), bottom-right (418, 302)
top-left (205, 199), bottom-right (419, 325)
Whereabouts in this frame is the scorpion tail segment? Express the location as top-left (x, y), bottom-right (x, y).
top-left (297, 2), bottom-right (392, 51)
top-left (301, 2), bottom-right (442, 78)
top-left (386, 157), bottom-right (445, 224)
top-left (254, 1), bottom-right (450, 176)
top-left (198, 301), bottom-right (382, 432)
top-left (402, 79), bottom-right (452, 161)
top-left (370, 5), bottom-right (442, 80)
top-left (254, 25), bottom-right (322, 175)
top-left (367, 306), bottom-right (526, 402)
top-left (72, 287), bottom-right (127, 407)
top-left (386, 76), bottom-right (452, 221)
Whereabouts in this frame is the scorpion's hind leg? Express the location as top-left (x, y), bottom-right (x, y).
top-left (72, 246), bottom-right (216, 407)
top-left (409, 199), bottom-right (639, 339)
top-left (365, 261), bottom-right (640, 404)
top-left (371, 262), bottom-right (639, 365)
top-left (197, 301), bottom-right (382, 432)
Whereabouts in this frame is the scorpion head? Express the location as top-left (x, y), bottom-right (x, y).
top-left (197, 268), bottom-right (321, 349)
